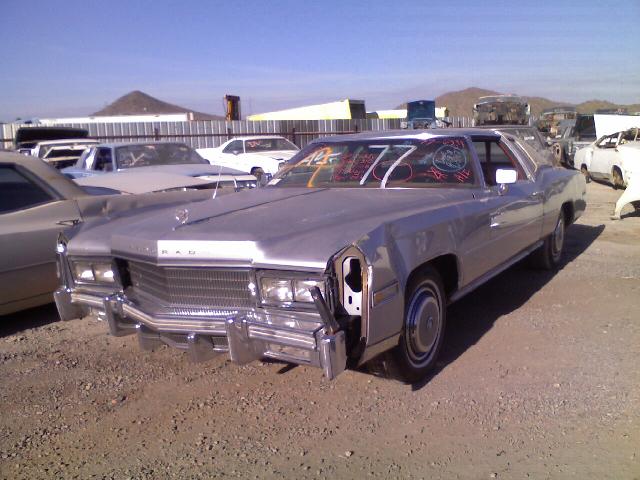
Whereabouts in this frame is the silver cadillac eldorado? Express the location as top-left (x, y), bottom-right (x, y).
top-left (55, 129), bottom-right (587, 382)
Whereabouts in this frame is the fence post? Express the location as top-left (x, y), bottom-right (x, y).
top-left (354, 123), bottom-right (359, 134)
top-left (227, 127), bottom-right (232, 141)
top-left (154, 127), bottom-right (160, 141)
top-left (291, 127), bottom-right (296, 146)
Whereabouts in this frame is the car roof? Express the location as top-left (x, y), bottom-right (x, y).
top-left (35, 139), bottom-right (99, 146)
top-left (227, 135), bottom-right (292, 142)
top-left (313, 128), bottom-right (502, 143)
top-left (92, 141), bottom-right (190, 149)
top-left (0, 150), bottom-right (87, 199)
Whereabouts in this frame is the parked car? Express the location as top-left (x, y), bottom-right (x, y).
top-left (31, 139), bottom-right (100, 169)
top-left (55, 129), bottom-right (586, 382)
top-left (62, 142), bottom-right (257, 189)
top-left (197, 136), bottom-right (299, 178)
top-left (549, 114), bottom-right (597, 167)
top-left (0, 151), bottom-right (215, 316)
top-left (574, 127), bottom-right (640, 188)
top-left (473, 95), bottom-right (530, 126)
top-left (13, 126), bottom-right (89, 154)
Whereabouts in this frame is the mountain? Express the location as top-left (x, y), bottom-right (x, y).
top-left (406, 87), bottom-right (638, 117)
top-left (93, 91), bottom-right (224, 120)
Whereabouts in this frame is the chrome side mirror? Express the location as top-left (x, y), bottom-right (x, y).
top-left (495, 168), bottom-right (517, 195)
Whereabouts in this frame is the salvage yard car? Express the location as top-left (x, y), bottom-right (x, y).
top-left (197, 135), bottom-right (299, 178)
top-left (0, 151), bottom-right (214, 316)
top-left (30, 139), bottom-right (100, 169)
top-left (574, 127), bottom-right (640, 188)
top-left (55, 129), bottom-right (586, 382)
top-left (62, 141), bottom-right (258, 191)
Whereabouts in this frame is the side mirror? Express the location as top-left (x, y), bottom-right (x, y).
top-left (495, 168), bottom-right (517, 189)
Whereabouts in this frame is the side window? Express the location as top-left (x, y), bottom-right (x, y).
top-left (472, 139), bottom-right (526, 187)
top-left (222, 140), bottom-right (243, 154)
top-left (0, 165), bottom-right (54, 214)
top-left (94, 148), bottom-right (113, 171)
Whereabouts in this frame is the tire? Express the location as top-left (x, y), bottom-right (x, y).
top-left (580, 165), bottom-right (591, 183)
top-left (612, 167), bottom-right (624, 190)
top-left (384, 267), bottom-right (447, 383)
top-left (531, 210), bottom-right (566, 270)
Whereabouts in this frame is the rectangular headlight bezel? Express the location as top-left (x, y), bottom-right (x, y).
top-left (70, 258), bottom-right (117, 286)
top-left (256, 270), bottom-right (326, 308)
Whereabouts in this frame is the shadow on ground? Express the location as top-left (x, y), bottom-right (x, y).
top-left (0, 302), bottom-right (61, 337)
top-left (404, 223), bottom-right (605, 390)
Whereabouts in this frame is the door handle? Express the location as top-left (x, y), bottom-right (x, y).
top-left (56, 219), bottom-right (82, 226)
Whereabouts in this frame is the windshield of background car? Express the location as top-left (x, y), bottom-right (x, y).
top-left (244, 138), bottom-right (298, 152)
top-left (115, 144), bottom-right (207, 169)
top-left (575, 116), bottom-right (596, 140)
top-left (273, 137), bottom-right (477, 188)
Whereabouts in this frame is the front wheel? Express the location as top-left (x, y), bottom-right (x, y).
top-left (580, 165), bottom-right (591, 183)
top-left (530, 210), bottom-right (566, 270)
top-left (388, 268), bottom-right (447, 383)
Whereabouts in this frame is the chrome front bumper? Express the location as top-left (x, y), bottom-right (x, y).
top-left (54, 288), bottom-right (347, 380)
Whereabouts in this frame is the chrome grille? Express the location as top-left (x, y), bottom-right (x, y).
top-left (126, 261), bottom-right (253, 312)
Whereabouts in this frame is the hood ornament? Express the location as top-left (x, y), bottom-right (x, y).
top-left (175, 208), bottom-right (189, 225)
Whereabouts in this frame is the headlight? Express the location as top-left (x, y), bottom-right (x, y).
top-left (260, 276), bottom-right (325, 304)
top-left (293, 279), bottom-right (325, 303)
top-left (72, 261), bottom-right (115, 284)
top-left (260, 278), bottom-right (293, 303)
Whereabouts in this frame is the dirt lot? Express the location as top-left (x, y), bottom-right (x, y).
top-left (1, 182), bottom-right (639, 480)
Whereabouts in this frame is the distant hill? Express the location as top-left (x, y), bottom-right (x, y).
top-left (93, 91), bottom-right (224, 120)
top-left (401, 87), bottom-right (639, 117)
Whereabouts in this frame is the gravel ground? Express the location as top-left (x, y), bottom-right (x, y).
top-left (1, 181), bottom-right (639, 480)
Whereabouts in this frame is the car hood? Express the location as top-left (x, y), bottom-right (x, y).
top-left (67, 187), bottom-right (474, 271)
top-left (75, 171), bottom-right (216, 194)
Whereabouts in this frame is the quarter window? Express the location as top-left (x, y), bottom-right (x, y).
top-left (0, 165), bottom-right (54, 214)
top-left (222, 140), bottom-right (244, 154)
top-left (472, 139), bottom-right (526, 186)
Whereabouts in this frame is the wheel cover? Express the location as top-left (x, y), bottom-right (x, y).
top-left (405, 284), bottom-right (442, 367)
top-left (551, 215), bottom-right (565, 261)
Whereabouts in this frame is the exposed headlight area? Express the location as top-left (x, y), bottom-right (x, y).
top-left (71, 260), bottom-right (116, 284)
top-left (259, 273), bottom-right (325, 306)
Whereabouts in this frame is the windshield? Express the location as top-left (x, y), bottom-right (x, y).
top-left (273, 137), bottom-right (476, 188)
top-left (244, 138), bottom-right (298, 152)
top-left (574, 116), bottom-right (596, 141)
top-left (115, 143), bottom-right (208, 169)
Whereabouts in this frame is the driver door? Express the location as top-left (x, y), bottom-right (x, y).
top-left (590, 133), bottom-right (620, 181)
top-left (472, 137), bottom-right (544, 267)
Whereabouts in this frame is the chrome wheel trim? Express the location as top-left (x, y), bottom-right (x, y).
top-left (551, 215), bottom-right (565, 261)
top-left (405, 284), bottom-right (442, 368)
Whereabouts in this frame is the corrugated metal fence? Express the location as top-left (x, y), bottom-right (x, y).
top-left (1, 117), bottom-right (477, 150)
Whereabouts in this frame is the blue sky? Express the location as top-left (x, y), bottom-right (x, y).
top-left (1, 0), bottom-right (638, 120)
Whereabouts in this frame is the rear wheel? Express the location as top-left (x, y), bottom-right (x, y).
top-left (383, 267), bottom-right (447, 383)
top-left (612, 167), bottom-right (624, 189)
top-left (531, 210), bottom-right (566, 270)
top-left (250, 167), bottom-right (265, 180)
top-left (580, 165), bottom-right (591, 183)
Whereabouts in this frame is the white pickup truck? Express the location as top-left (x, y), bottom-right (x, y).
top-left (197, 136), bottom-right (299, 178)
